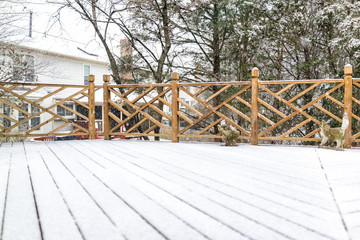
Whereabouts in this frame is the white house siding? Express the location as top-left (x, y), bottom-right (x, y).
top-left (33, 52), bottom-right (110, 134)
top-left (1, 44), bottom-right (111, 135)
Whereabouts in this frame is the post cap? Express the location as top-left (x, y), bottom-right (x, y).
top-left (89, 75), bottom-right (95, 82)
top-left (252, 67), bottom-right (259, 78)
top-left (344, 64), bottom-right (353, 75)
top-left (103, 75), bottom-right (111, 82)
top-left (172, 72), bottom-right (180, 80)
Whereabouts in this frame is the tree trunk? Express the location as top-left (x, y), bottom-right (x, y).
top-left (153, 0), bottom-right (171, 141)
top-left (212, 2), bottom-right (221, 140)
top-left (89, 0), bottom-right (122, 84)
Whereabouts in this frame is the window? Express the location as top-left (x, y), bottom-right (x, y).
top-left (18, 104), bottom-right (40, 129)
top-left (180, 98), bottom-right (187, 110)
top-left (31, 106), bottom-right (40, 127)
top-left (18, 105), bottom-right (28, 123)
top-left (95, 105), bottom-right (102, 120)
top-left (13, 55), bottom-right (35, 82)
top-left (1, 104), bottom-right (12, 128)
top-left (57, 103), bottom-right (74, 117)
top-left (84, 65), bottom-right (90, 85)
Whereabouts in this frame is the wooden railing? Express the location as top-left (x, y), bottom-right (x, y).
top-left (102, 75), bottom-right (173, 140)
top-left (0, 76), bottom-right (97, 140)
top-left (1, 65), bottom-right (359, 147)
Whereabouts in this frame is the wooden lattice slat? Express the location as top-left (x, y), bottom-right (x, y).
top-left (180, 111), bottom-right (213, 134)
top-left (131, 86), bottom-right (156, 104)
top-left (223, 103), bottom-right (250, 122)
top-left (109, 99), bottom-right (131, 116)
top-left (21, 86), bottom-right (43, 97)
top-left (0, 113), bottom-right (19, 124)
top-left (26, 116), bottom-right (57, 134)
top-left (34, 87), bottom-right (66, 103)
top-left (258, 114), bottom-right (275, 126)
top-left (125, 117), bottom-right (148, 133)
top-left (144, 124), bottom-right (158, 134)
top-left (178, 111), bottom-right (194, 125)
top-left (304, 128), bottom-right (320, 138)
top-left (327, 95), bottom-right (344, 107)
top-left (288, 83), bottom-right (320, 103)
top-left (71, 98), bottom-right (89, 110)
top-left (123, 86), bottom-right (137, 98)
top-left (59, 103), bottom-right (89, 121)
top-left (276, 84), bottom-right (295, 96)
top-left (194, 85), bottom-right (211, 97)
top-left (313, 103), bottom-right (342, 122)
top-left (258, 98), bottom-right (286, 118)
top-left (280, 119), bottom-right (311, 138)
top-left (205, 85), bottom-right (231, 103)
top-left (177, 98), bottom-right (203, 117)
top-left (0, 97), bottom-right (31, 116)
top-left (196, 118), bottom-right (222, 136)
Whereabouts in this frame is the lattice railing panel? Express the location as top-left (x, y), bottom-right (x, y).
top-left (106, 84), bottom-right (173, 138)
top-left (177, 82), bottom-right (252, 139)
top-left (0, 82), bottom-right (92, 139)
top-left (257, 80), bottom-right (345, 141)
top-left (1, 71), bottom-right (358, 146)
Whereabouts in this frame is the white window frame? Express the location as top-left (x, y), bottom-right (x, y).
top-left (56, 101), bottom-right (75, 119)
top-left (18, 103), bottom-right (41, 130)
top-left (13, 54), bottom-right (35, 82)
top-left (84, 64), bottom-right (91, 85)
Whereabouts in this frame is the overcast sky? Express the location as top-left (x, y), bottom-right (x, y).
top-left (6, 0), bottom-right (109, 61)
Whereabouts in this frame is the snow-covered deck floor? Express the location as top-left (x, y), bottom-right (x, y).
top-left (0, 140), bottom-right (359, 240)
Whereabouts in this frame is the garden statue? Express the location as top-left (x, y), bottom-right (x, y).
top-left (218, 123), bottom-right (240, 146)
top-left (319, 113), bottom-right (349, 150)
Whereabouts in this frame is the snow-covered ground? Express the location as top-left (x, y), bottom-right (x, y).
top-left (0, 140), bottom-right (359, 240)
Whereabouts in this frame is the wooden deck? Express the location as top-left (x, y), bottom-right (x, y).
top-left (0, 140), bottom-right (359, 240)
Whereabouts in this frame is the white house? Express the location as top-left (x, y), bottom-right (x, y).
top-left (0, 42), bottom-right (111, 136)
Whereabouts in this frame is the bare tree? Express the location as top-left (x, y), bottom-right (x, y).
top-left (49, 0), bottom-right (176, 84)
top-left (0, 0), bottom-right (32, 43)
top-left (48, 0), bottom-right (178, 139)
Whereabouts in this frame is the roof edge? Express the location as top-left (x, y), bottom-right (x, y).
top-left (1, 42), bottom-right (110, 66)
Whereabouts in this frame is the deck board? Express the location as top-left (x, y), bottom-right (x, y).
top-left (23, 143), bottom-right (83, 240)
top-left (0, 140), bottom-right (359, 240)
top-left (45, 141), bottom-right (167, 240)
top-left (39, 142), bottom-right (124, 240)
top-left (0, 147), bottom-right (11, 239)
top-left (2, 143), bottom-right (42, 240)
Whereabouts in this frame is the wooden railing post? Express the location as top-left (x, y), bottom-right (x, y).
top-left (344, 64), bottom-right (353, 148)
top-left (171, 72), bottom-right (179, 143)
top-left (103, 75), bottom-right (111, 140)
top-left (88, 75), bottom-right (95, 140)
top-left (251, 67), bottom-right (259, 145)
